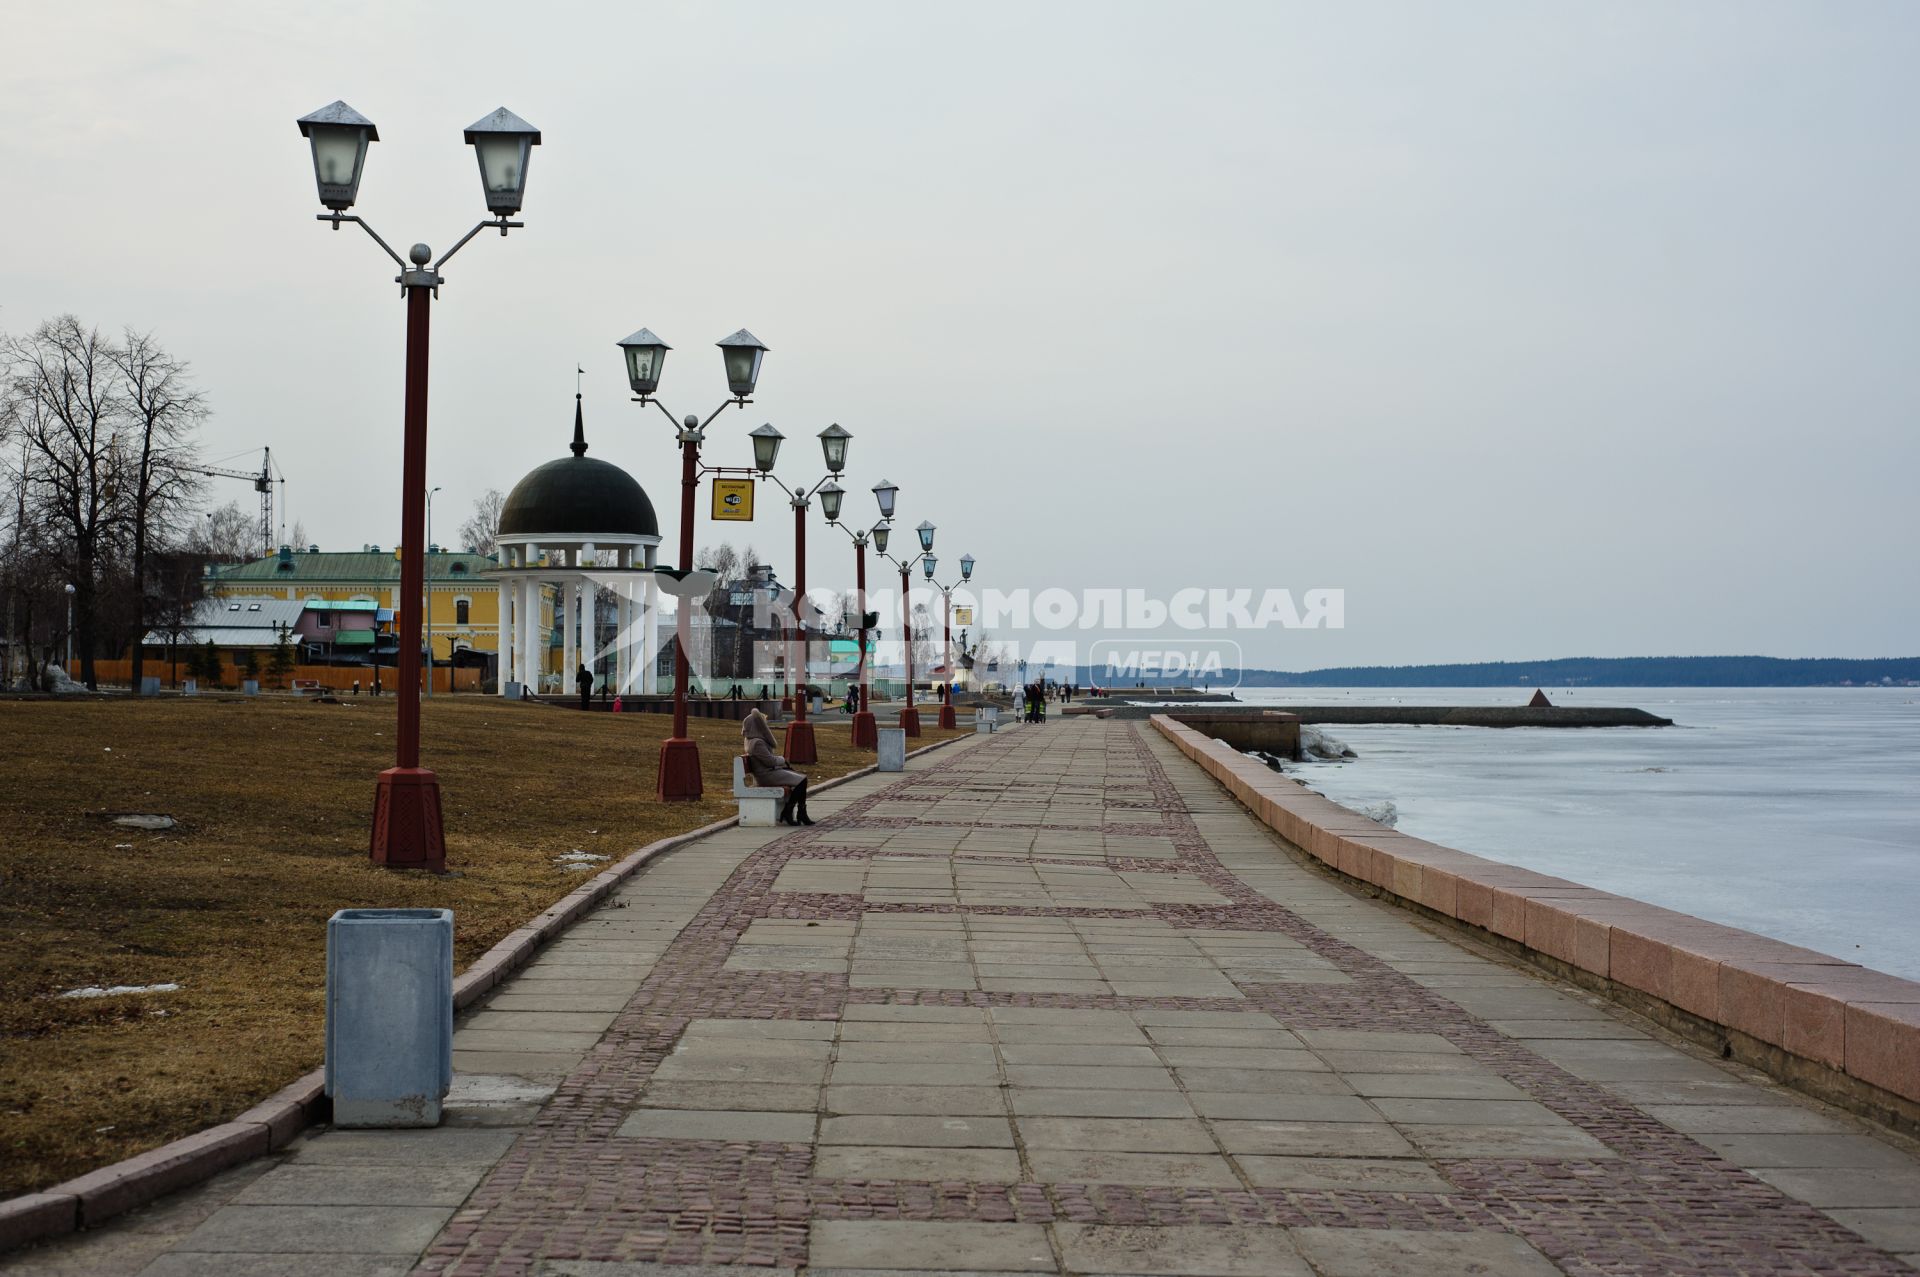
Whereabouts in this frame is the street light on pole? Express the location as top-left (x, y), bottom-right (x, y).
top-left (871, 509), bottom-right (925, 738)
top-left (615, 327), bottom-right (769, 801)
top-left (425, 485), bottom-right (441, 698)
top-left (923, 550), bottom-right (976, 729)
top-left (827, 481), bottom-right (893, 749)
top-left (63, 582), bottom-right (76, 674)
top-left (750, 422), bottom-right (851, 765)
top-left (297, 99), bottom-right (539, 872)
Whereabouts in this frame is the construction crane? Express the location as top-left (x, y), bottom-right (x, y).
top-left (179, 448), bottom-right (285, 558)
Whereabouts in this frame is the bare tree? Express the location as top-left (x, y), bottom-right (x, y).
top-left (1, 316), bottom-right (123, 689)
top-left (113, 328), bottom-right (206, 695)
top-left (459, 489), bottom-right (506, 557)
top-left (288, 519), bottom-right (309, 550)
top-left (195, 500), bottom-right (256, 562)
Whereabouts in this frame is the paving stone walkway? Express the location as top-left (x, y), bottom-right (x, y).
top-left (10, 719), bottom-right (1920, 1275)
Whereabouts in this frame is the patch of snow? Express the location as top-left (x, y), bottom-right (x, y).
top-left (1357, 800), bottom-right (1399, 828)
top-left (113, 814), bottom-right (176, 830)
top-left (59, 983), bottom-right (182, 999)
top-left (1300, 725), bottom-right (1358, 761)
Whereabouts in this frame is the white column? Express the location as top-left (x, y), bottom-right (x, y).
top-left (562, 577), bottom-right (575, 690)
top-left (640, 577), bottom-right (657, 695)
top-left (609, 589), bottom-right (623, 693)
top-left (518, 579), bottom-right (534, 689)
top-left (497, 580), bottom-right (510, 695)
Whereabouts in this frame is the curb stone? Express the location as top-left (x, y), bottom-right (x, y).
top-left (0, 732), bottom-right (970, 1256)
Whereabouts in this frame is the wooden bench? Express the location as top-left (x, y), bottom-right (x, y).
top-left (732, 755), bottom-right (787, 827)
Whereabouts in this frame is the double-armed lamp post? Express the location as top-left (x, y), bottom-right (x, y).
top-left (614, 328), bottom-right (769, 801)
top-left (297, 99), bottom-right (540, 872)
top-left (825, 479), bottom-right (897, 749)
top-left (743, 423), bottom-right (852, 765)
top-left (922, 550), bottom-right (976, 729)
top-left (874, 517), bottom-right (936, 737)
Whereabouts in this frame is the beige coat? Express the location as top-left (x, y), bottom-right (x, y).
top-left (743, 711), bottom-right (805, 787)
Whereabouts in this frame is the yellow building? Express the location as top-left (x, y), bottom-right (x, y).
top-left (206, 544), bottom-right (553, 675)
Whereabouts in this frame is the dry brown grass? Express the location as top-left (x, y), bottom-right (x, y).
top-left (0, 695), bottom-right (963, 1195)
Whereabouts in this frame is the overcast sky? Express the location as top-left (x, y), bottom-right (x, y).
top-left (5, 1), bottom-right (1915, 668)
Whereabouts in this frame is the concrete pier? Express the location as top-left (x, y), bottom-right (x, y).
top-left (10, 720), bottom-right (1917, 1274)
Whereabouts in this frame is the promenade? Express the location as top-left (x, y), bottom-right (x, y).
top-left (9, 718), bottom-right (1920, 1275)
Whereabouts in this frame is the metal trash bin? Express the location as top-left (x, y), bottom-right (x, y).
top-left (325, 908), bottom-right (453, 1128)
top-left (877, 727), bottom-right (907, 772)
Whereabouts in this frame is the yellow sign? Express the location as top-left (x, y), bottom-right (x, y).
top-left (954, 606), bottom-right (974, 626)
top-left (711, 478), bottom-right (755, 522)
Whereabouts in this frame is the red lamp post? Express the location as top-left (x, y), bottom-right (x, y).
top-left (898, 556), bottom-right (920, 737)
top-left (828, 477), bottom-right (895, 750)
top-left (299, 100), bottom-right (540, 872)
top-left (923, 551), bottom-right (975, 730)
top-left (615, 327), bottom-right (770, 800)
top-left (750, 424), bottom-right (851, 765)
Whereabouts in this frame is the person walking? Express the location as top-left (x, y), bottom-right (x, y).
top-left (742, 707), bottom-right (813, 825)
top-left (576, 662), bottom-right (594, 711)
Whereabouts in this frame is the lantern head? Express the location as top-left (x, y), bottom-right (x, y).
top-left (463, 107), bottom-right (541, 217)
top-left (817, 481), bottom-right (844, 522)
top-left (616, 328), bottom-right (670, 397)
top-left (749, 423), bottom-right (784, 474)
top-left (297, 100), bottom-right (378, 211)
top-left (717, 329), bottom-right (769, 398)
top-left (818, 423), bottom-right (851, 474)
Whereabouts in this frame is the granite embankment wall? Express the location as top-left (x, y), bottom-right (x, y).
top-left (1100, 703), bottom-right (1672, 727)
top-left (1153, 715), bottom-right (1920, 1131)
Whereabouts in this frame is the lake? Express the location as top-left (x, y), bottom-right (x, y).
top-left (1232, 687), bottom-right (1920, 979)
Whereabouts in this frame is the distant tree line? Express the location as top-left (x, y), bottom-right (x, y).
top-left (0, 314), bottom-right (244, 692)
top-left (1167, 655), bottom-right (1920, 688)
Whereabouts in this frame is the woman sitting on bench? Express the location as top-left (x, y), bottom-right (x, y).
top-left (742, 707), bottom-right (813, 826)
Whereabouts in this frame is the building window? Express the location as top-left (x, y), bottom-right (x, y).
top-left (450, 562), bottom-right (467, 575)
top-left (455, 598), bottom-right (470, 625)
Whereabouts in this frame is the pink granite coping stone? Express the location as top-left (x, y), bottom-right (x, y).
top-left (231, 1068), bottom-right (327, 1149)
top-left (60, 1121), bottom-right (267, 1226)
top-left (1151, 713), bottom-right (1920, 1108)
top-left (0, 1195), bottom-right (76, 1254)
top-left (1847, 1002), bottom-right (1920, 1100)
top-left (0, 733), bottom-right (974, 1257)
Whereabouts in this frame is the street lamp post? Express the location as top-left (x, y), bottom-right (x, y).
top-left (63, 582), bottom-right (75, 674)
top-left (425, 485), bottom-right (441, 698)
top-left (299, 101), bottom-right (537, 870)
top-left (826, 478), bottom-right (894, 749)
top-left (872, 510), bottom-right (926, 737)
top-left (616, 327), bottom-right (769, 800)
top-left (749, 423), bottom-right (850, 765)
top-left (922, 550), bottom-right (975, 729)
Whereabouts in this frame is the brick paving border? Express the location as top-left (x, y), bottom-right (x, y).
top-left (411, 723), bottom-right (1916, 1276)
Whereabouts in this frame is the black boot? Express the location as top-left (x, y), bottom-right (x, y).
top-left (778, 785), bottom-right (800, 825)
top-left (794, 779), bottom-right (816, 826)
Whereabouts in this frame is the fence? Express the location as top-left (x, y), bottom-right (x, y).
top-left (69, 658), bottom-right (483, 694)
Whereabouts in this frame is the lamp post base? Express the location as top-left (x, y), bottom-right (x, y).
top-left (900, 707), bottom-right (922, 737)
top-left (658, 736), bottom-right (703, 801)
top-left (938, 704), bottom-right (957, 730)
top-left (370, 767), bottom-right (445, 872)
top-left (850, 710), bottom-right (878, 750)
top-left (784, 720), bottom-right (818, 764)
